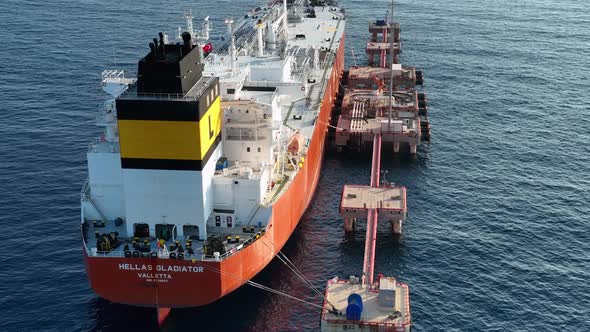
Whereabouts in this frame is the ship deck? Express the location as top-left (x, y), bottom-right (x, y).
top-left (221, 6), bottom-right (346, 205)
top-left (283, 7), bottom-right (346, 136)
top-left (82, 216), bottom-right (271, 261)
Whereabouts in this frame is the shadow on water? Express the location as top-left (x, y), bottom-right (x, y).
top-left (88, 298), bottom-right (157, 331)
top-left (327, 142), bottom-right (431, 168)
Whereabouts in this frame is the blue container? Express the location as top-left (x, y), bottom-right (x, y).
top-left (346, 293), bottom-right (363, 320)
top-left (376, 19), bottom-right (386, 26)
top-left (216, 157), bottom-right (228, 170)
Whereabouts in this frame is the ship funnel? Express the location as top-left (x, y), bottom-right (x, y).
top-left (137, 31), bottom-right (204, 95)
top-left (182, 32), bottom-right (193, 54)
top-left (158, 32), bottom-right (166, 57)
top-left (152, 38), bottom-right (159, 56)
top-left (149, 42), bottom-right (156, 57)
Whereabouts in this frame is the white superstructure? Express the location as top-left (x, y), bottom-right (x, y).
top-left (82, 0), bottom-right (345, 258)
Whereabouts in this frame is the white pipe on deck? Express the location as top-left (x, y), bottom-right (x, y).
top-left (257, 21), bottom-right (264, 57)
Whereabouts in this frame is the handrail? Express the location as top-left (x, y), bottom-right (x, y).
top-left (120, 76), bottom-right (217, 101)
top-left (86, 226), bottom-right (268, 262)
top-left (81, 178), bottom-right (108, 222)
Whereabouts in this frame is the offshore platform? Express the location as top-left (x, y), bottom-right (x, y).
top-left (321, 4), bottom-right (430, 331)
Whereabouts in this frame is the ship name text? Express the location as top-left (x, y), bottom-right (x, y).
top-left (118, 263), bottom-right (204, 273)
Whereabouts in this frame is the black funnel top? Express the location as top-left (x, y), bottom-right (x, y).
top-left (137, 32), bottom-right (203, 96)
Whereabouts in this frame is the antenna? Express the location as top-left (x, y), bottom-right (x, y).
top-left (201, 16), bottom-right (211, 41)
top-left (225, 18), bottom-right (236, 69)
top-left (185, 9), bottom-right (195, 40)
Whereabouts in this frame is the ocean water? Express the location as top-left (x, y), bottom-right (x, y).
top-left (1, 0), bottom-right (589, 331)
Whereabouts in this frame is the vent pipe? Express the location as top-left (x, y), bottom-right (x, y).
top-left (257, 20), bottom-right (264, 57)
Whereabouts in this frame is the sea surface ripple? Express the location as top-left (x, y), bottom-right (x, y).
top-left (0, 0), bottom-right (588, 331)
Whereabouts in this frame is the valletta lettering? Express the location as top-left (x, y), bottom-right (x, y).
top-left (118, 263), bottom-right (204, 283)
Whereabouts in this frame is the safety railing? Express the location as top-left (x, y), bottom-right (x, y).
top-left (200, 227), bottom-right (268, 262)
top-left (85, 227), bottom-right (268, 262)
top-left (120, 76), bottom-right (217, 101)
top-left (87, 138), bottom-right (119, 153)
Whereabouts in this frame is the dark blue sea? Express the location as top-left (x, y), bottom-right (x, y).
top-left (1, 0), bottom-right (589, 330)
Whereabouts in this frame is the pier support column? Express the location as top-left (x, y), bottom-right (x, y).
top-left (344, 218), bottom-right (356, 232)
top-left (392, 219), bottom-right (402, 234)
top-left (393, 142), bottom-right (400, 153)
top-left (409, 144), bottom-right (417, 155)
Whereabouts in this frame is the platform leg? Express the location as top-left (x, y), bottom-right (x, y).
top-left (409, 144), bottom-right (417, 154)
top-left (393, 142), bottom-right (400, 153)
top-left (344, 218), bottom-right (356, 232)
top-left (392, 219), bottom-right (402, 234)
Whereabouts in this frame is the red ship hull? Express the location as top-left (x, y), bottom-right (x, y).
top-left (84, 35), bottom-right (346, 307)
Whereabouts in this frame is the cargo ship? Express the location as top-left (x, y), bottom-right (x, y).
top-left (80, 0), bottom-right (345, 318)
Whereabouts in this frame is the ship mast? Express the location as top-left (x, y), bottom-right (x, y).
top-left (225, 18), bottom-right (236, 69)
top-left (185, 9), bottom-right (195, 38)
top-left (388, 0), bottom-right (395, 127)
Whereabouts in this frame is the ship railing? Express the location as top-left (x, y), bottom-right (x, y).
top-left (339, 129), bottom-right (419, 137)
top-left (131, 76), bottom-right (217, 101)
top-left (85, 226), bottom-right (268, 261)
top-left (80, 178), bottom-right (90, 196)
top-left (200, 226), bottom-right (268, 262)
top-left (88, 138), bottom-right (119, 153)
top-left (225, 135), bottom-right (268, 141)
top-left (85, 248), bottom-right (224, 260)
top-left (311, 12), bottom-right (343, 110)
top-left (101, 69), bottom-right (125, 82)
top-left (95, 100), bottom-right (117, 125)
top-left (84, 246), bottom-right (227, 260)
top-left (134, 92), bottom-right (189, 101)
top-left (81, 178), bottom-right (90, 199)
top-left (86, 248), bottom-right (126, 257)
top-left (84, 247), bottom-right (203, 260)
top-left (95, 112), bottom-right (117, 126)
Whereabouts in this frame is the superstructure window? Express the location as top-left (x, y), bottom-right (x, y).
top-left (247, 147), bottom-right (251, 152)
top-left (183, 225), bottom-right (200, 240)
top-left (134, 223), bottom-right (149, 238)
top-left (155, 224), bottom-right (175, 241)
top-left (257, 147), bottom-right (261, 152)
top-left (227, 88), bottom-right (235, 94)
